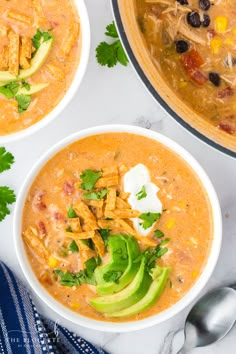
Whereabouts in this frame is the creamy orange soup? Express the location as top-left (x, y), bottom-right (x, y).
top-left (0, 0), bottom-right (81, 135)
top-left (22, 133), bottom-right (212, 322)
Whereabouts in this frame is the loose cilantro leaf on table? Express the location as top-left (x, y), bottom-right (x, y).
top-left (0, 186), bottom-right (16, 222)
top-left (80, 169), bottom-right (101, 191)
top-left (54, 256), bottom-right (99, 287)
top-left (0, 147), bottom-right (14, 173)
top-left (83, 188), bottom-right (108, 200)
top-left (96, 21), bottom-right (128, 68)
top-left (105, 22), bottom-right (119, 38)
top-left (139, 212), bottom-right (161, 230)
top-left (136, 185), bottom-right (147, 200)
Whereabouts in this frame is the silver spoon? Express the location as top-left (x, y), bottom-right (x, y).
top-left (177, 287), bottom-right (236, 353)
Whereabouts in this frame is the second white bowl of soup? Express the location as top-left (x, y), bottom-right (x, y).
top-left (0, 0), bottom-right (90, 142)
top-left (14, 125), bottom-right (222, 332)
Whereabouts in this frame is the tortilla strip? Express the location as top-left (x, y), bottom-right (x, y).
top-left (8, 30), bottom-right (20, 75)
top-left (7, 10), bottom-right (32, 26)
top-left (46, 64), bottom-right (65, 81)
top-left (66, 230), bottom-right (95, 240)
top-left (77, 240), bottom-right (95, 268)
top-left (105, 209), bottom-right (140, 219)
top-left (32, 0), bottom-right (48, 26)
top-left (20, 36), bottom-right (31, 69)
top-left (0, 24), bottom-right (8, 37)
top-left (119, 192), bottom-right (130, 200)
top-left (69, 217), bottom-right (82, 233)
top-left (94, 207), bottom-right (103, 219)
top-left (98, 219), bottom-right (135, 235)
top-left (60, 22), bottom-right (79, 58)
top-left (95, 176), bottom-right (119, 188)
top-left (0, 46), bottom-right (9, 70)
top-left (93, 231), bottom-right (105, 256)
top-left (105, 188), bottom-right (116, 211)
top-left (74, 200), bottom-right (98, 230)
top-left (116, 196), bottom-right (130, 209)
top-left (85, 200), bottom-right (104, 208)
top-left (102, 166), bottom-right (118, 177)
top-left (23, 227), bottom-right (49, 260)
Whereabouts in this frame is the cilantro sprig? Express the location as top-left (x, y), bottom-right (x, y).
top-left (96, 21), bottom-right (128, 68)
top-left (54, 256), bottom-right (98, 287)
top-left (103, 270), bottom-right (123, 284)
top-left (136, 185), bottom-right (147, 200)
top-left (0, 148), bottom-right (16, 222)
top-left (0, 81), bottom-right (31, 113)
top-left (83, 188), bottom-right (108, 200)
top-left (32, 29), bottom-right (53, 53)
top-left (80, 169), bottom-right (101, 191)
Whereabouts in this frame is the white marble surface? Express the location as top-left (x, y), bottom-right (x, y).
top-left (1, 0), bottom-right (236, 353)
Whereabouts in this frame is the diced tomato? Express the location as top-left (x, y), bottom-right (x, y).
top-left (218, 115), bottom-right (236, 135)
top-left (180, 49), bottom-right (206, 85)
top-left (63, 180), bottom-right (75, 195)
top-left (217, 86), bottom-right (234, 99)
top-left (180, 49), bottom-right (204, 71)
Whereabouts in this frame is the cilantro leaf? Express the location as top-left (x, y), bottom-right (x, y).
top-left (139, 212), bottom-right (161, 230)
top-left (136, 185), bottom-right (147, 200)
top-left (16, 95), bottom-right (31, 113)
top-left (154, 229), bottom-right (164, 239)
top-left (66, 226), bottom-right (73, 233)
top-left (67, 206), bottom-right (77, 218)
top-left (96, 41), bottom-right (118, 68)
top-left (54, 256), bottom-right (99, 287)
top-left (98, 229), bottom-right (110, 248)
top-left (80, 169), bottom-right (101, 191)
top-left (0, 82), bottom-right (19, 99)
top-left (105, 21), bottom-right (118, 38)
top-left (0, 186), bottom-right (16, 222)
top-left (32, 29), bottom-right (53, 52)
top-left (0, 147), bottom-right (14, 173)
top-left (21, 80), bottom-right (30, 91)
top-left (159, 238), bottom-right (170, 246)
top-left (69, 240), bottom-right (79, 253)
top-left (83, 188), bottom-right (108, 200)
top-left (103, 270), bottom-right (123, 284)
top-left (116, 41), bottom-right (129, 66)
top-left (143, 243), bottom-right (168, 273)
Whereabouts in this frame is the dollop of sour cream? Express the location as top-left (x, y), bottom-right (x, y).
top-left (123, 164), bottom-right (162, 236)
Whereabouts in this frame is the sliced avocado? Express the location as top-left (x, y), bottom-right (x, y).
top-left (17, 83), bottom-right (49, 95)
top-left (0, 38), bottom-right (53, 83)
top-left (96, 235), bottom-right (140, 295)
top-left (95, 234), bottom-right (129, 287)
top-left (107, 266), bottom-right (170, 318)
top-left (90, 257), bottom-right (152, 313)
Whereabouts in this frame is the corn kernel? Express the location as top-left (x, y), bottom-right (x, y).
top-left (210, 38), bottom-right (222, 54)
top-left (233, 29), bottom-right (236, 36)
top-left (48, 256), bottom-right (59, 268)
top-left (192, 271), bottom-right (199, 279)
top-left (166, 218), bottom-right (175, 229)
top-left (70, 302), bottom-right (80, 310)
top-left (179, 81), bottom-right (187, 88)
top-left (215, 16), bottom-right (228, 33)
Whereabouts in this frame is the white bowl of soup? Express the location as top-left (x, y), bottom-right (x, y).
top-left (14, 124), bottom-right (222, 332)
top-left (111, 0), bottom-right (236, 157)
top-left (0, 0), bottom-right (90, 142)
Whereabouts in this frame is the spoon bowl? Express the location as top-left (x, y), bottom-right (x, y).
top-left (178, 287), bottom-right (236, 353)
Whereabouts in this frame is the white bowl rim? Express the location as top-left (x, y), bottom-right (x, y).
top-left (0, 0), bottom-right (90, 144)
top-left (13, 124), bottom-right (222, 332)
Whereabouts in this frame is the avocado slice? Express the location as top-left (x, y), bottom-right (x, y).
top-left (0, 38), bottom-right (53, 83)
top-left (95, 234), bottom-right (129, 287)
top-left (96, 235), bottom-right (140, 295)
top-left (90, 257), bottom-right (152, 313)
top-left (106, 266), bottom-right (170, 318)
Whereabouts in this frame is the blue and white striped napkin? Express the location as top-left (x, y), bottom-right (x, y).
top-left (0, 261), bottom-right (108, 354)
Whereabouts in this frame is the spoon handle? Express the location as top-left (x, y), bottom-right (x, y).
top-left (177, 349), bottom-right (187, 354)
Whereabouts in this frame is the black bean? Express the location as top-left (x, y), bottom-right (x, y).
top-left (176, 0), bottom-right (189, 4)
top-left (199, 0), bottom-right (211, 11)
top-left (202, 14), bottom-right (211, 27)
top-left (175, 40), bottom-right (189, 53)
top-left (209, 72), bottom-right (221, 87)
top-left (187, 12), bottom-right (201, 28)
